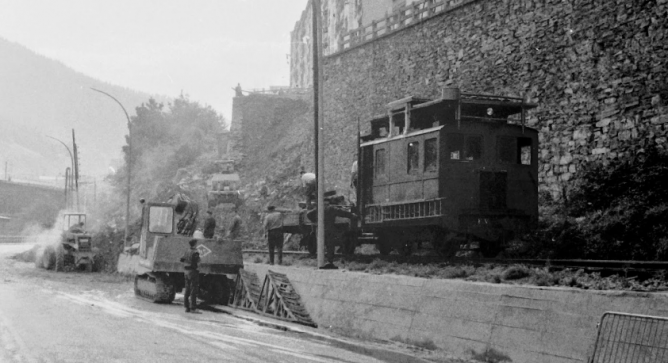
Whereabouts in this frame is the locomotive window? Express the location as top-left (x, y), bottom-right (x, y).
top-left (375, 149), bottom-right (386, 178)
top-left (407, 141), bottom-right (420, 174)
top-left (519, 137), bottom-right (532, 165)
top-left (466, 136), bottom-right (482, 160)
top-left (447, 134), bottom-right (482, 161)
top-left (498, 136), bottom-right (515, 163)
top-left (424, 138), bottom-right (438, 172)
top-left (498, 137), bottom-right (532, 165)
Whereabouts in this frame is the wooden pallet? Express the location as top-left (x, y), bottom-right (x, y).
top-left (256, 270), bottom-right (317, 328)
top-left (230, 269), bottom-right (261, 311)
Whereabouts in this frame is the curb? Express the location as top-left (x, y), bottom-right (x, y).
top-left (214, 305), bottom-right (435, 363)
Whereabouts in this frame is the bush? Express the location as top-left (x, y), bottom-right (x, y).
top-left (533, 146), bottom-right (668, 261)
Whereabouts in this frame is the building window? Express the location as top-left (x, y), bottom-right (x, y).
top-left (407, 141), bottom-right (420, 174)
top-left (375, 149), bottom-right (386, 178)
top-left (424, 138), bottom-right (438, 172)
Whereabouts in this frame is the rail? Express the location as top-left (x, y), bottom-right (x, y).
top-left (0, 236), bottom-right (40, 244)
top-left (338, 0), bottom-right (475, 52)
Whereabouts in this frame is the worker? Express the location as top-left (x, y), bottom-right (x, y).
top-left (263, 206), bottom-right (283, 265)
top-left (226, 208), bottom-right (243, 240)
top-left (307, 197), bottom-right (357, 270)
top-left (180, 239), bottom-right (200, 313)
top-left (69, 222), bottom-right (85, 233)
top-left (299, 166), bottom-right (316, 208)
top-left (202, 211), bottom-right (216, 239)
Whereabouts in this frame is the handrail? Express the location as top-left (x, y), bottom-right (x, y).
top-left (335, 0), bottom-right (474, 54)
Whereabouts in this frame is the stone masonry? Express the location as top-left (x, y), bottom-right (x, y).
top-left (317, 0), bottom-right (668, 196)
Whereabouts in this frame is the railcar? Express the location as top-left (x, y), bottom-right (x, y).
top-left (356, 88), bottom-right (539, 257)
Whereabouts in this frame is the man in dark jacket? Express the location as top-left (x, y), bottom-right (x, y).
top-left (202, 211), bottom-right (216, 239)
top-left (307, 197), bottom-right (356, 269)
top-left (263, 206), bottom-right (283, 265)
top-left (180, 239), bottom-right (200, 313)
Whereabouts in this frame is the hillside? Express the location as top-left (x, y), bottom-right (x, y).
top-left (0, 37), bottom-right (169, 180)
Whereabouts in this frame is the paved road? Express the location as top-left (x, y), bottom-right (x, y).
top-left (0, 243), bottom-right (430, 363)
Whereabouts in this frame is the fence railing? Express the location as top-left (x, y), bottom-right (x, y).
top-left (0, 236), bottom-right (40, 244)
top-left (337, 0), bottom-right (474, 52)
top-left (590, 312), bottom-right (668, 363)
top-left (365, 198), bottom-right (445, 224)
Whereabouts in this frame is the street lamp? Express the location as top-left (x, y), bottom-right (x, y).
top-left (46, 135), bottom-right (75, 209)
top-left (90, 88), bottom-right (132, 247)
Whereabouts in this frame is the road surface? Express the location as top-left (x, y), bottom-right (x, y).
top-left (0, 243), bottom-right (439, 363)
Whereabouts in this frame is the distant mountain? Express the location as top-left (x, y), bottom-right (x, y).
top-left (0, 37), bottom-right (169, 181)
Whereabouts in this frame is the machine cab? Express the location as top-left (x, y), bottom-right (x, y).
top-left (63, 213), bottom-right (87, 232)
top-left (139, 202), bottom-right (176, 259)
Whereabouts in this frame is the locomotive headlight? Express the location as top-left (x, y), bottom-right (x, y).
top-left (487, 108), bottom-right (494, 116)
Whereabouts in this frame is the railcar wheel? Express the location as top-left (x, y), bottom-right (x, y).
top-left (433, 229), bottom-right (461, 258)
top-left (341, 232), bottom-right (357, 255)
top-left (375, 232), bottom-right (391, 255)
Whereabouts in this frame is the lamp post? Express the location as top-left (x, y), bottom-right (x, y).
top-left (46, 135), bottom-right (75, 210)
top-left (90, 88), bottom-right (132, 247)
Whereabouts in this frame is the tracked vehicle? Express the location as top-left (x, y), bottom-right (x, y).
top-left (42, 213), bottom-right (97, 272)
top-left (134, 199), bottom-right (243, 304)
top-left (207, 160), bottom-right (243, 208)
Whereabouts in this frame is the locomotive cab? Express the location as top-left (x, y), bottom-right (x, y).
top-left (358, 89), bottom-right (538, 257)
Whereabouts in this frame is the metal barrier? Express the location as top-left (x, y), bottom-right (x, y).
top-left (590, 312), bottom-right (668, 363)
top-left (0, 236), bottom-right (39, 244)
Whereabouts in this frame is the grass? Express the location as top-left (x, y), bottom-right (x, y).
top-left (242, 254), bottom-right (668, 292)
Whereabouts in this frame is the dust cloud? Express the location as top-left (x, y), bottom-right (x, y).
top-left (16, 210), bottom-right (70, 265)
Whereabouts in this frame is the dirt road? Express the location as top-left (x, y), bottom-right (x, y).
top-left (0, 243), bottom-right (443, 363)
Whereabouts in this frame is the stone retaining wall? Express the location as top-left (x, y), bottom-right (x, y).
top-left (316, 0), bottom-right (668, 196)
top-left (245, 263), bottom-right (668, 363)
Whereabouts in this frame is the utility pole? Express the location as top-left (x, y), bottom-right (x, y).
top-left (4, 161), bottom-right (7, 181)
top-left (312, 0), bottom-right (326, 268)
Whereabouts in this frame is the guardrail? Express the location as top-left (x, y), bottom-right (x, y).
top-left (338, 0), bottom-right (475, 52)
top-left (0, 236), bottom-right (40, 244)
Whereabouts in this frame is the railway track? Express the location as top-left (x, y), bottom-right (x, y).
top-left (241, 249), bottom-right (668, 274)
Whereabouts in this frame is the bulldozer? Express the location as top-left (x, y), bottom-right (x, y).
top-left (133, 198), bottom-right (243, 304)
top-left (42, 213), bottom-right (98, 272)
top-left (207, 160), bottom-right (243, 209)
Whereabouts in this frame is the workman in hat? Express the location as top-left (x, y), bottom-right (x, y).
top-left (263, 206), bottom-right (284, 265)
top-left (307, 195), bottom-right (357, 269)
top-left (180, 239), bottom-right (201, 313)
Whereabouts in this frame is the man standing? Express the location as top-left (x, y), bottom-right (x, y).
top-left (299, 167), bottom-right (316, 209)
top-left (227, 208), bottom-right (243, 240)
top-left (180, 239), bottom-right (200, 313)
top-left (202, 211), bottom-right (216, 239)
top-left (263, 206), bottom-right (283, 265)
top-left (307, 197), bottom-right (357, 269)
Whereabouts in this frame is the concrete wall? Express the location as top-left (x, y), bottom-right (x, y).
top-left (245, 263), bottom-right (668, 363)
top-left (0, 181), bottom-right (64, 234)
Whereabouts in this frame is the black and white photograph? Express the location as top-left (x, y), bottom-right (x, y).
top-left (1, 0), bottom-right (667, 362)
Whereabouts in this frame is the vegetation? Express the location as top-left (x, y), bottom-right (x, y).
top-left (524, 146), bottom-right (668, 261)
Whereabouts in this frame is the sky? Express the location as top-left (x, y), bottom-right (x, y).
top-left (0, 0), bottom-right (309, 121)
